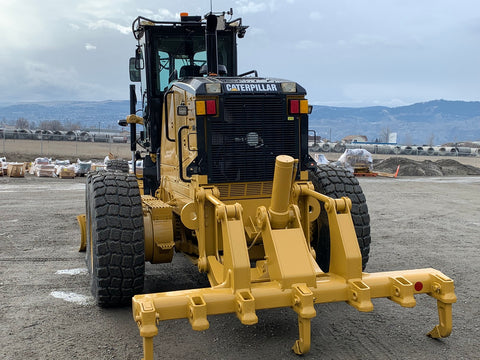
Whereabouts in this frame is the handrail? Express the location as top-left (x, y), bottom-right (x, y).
top-left (238, 70), bottom-right (258, 77)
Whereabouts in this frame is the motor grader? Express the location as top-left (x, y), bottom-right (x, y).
top-left (78, 10), bottom-right (456, 360)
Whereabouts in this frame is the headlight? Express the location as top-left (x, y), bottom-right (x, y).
top-left (281, 82), bottom-right (297, 93)
top-left (206, 83), bottom-right (222, 94)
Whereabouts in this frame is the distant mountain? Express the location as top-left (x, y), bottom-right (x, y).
top-left (0, 100), bottom-right (129, 130)
top-left (1, 99), bottom-right (479, 145)
top-left (309, 100), bottom-right (480, 145)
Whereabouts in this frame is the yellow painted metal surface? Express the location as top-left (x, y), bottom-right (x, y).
top-left (142, 195), bottom-right (175, 263)
top-left (133, 155), bottom-right (457, 359)
top-left (77, 214), bottom-right (86, 252)
top-left (137, 179), bottom-right (144, 194)
top-left (126, 114), bottom-right (145, 125)
top-left (133, 268), bottom-right (455, 358)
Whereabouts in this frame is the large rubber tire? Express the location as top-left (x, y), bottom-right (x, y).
top-left (85, 170), bottom-right (145, 307)
top-left (309, 164), bottom-right (371, 271)
top-left (105, 159), bottom-right (129, 173)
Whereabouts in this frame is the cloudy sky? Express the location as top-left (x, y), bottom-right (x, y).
top-left (1, 0), bottom-right (479, 107)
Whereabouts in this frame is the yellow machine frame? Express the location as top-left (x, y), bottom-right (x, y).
top-left (128, 155), bottom-right (456, 360)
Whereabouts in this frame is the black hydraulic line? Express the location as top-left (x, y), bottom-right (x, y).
top-left (177, 126), bottom-right (191, 183)
top-left (164, 90), bottom-right (175, 142)
top-left (129, 84), bottom-right (137, 152)
top-left (129, 84), bottom-right (137, 174)
top-left (156, 147), bottom-right (161, 183)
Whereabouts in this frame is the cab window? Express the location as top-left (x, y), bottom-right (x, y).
top-left (154, 32), bottom-right (234, 94)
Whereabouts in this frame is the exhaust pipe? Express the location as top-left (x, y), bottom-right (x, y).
top-left (205, 14), bottom-right (219, 75)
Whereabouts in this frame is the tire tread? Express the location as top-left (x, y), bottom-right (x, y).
top-left (86, 171), bottom-right (144, 307)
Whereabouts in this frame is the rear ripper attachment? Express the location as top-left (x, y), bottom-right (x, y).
top-left (132, 155), bottom-right (456, 360)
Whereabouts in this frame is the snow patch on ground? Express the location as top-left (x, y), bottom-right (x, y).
top-left (50, 291), bottom-right (94, 306)
top-left (55, 268), bottom-right (88, 275)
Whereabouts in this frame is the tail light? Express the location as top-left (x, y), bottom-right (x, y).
top-left (196, 100), bottom-right (217, 115)
top-left (289, 99), bottom-right (309, 114)
top-left (206, 100), bottom-right (216, 115)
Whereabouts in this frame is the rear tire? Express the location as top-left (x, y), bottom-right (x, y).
top-left (309, 164), bottom-right (371, 271)
top-left (105, 159), bottom-right (129, 173)
top-left (85, 171), bottom-right (145, 306)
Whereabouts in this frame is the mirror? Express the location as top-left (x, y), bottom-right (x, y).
top-left (129, 58), bottom-right (141, 82)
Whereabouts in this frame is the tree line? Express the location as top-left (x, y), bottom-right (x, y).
top-left (7, 117), bottom-right (82, 131)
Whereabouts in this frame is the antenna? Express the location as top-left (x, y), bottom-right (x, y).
top-left (210, 0), bottom-right (213, 12)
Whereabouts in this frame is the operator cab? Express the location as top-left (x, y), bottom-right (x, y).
top-left (127, 11), bottom-right (314, 195)
top-left (130, 12), bottom-right (242, 113)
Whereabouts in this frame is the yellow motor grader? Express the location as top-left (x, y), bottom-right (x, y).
top-left (78, 10), bottom-right (456, 360)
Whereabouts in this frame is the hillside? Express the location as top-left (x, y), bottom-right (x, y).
top-left (310, 100), bottom-right (480, 144)
top-left (0, 100), bottom-right (129, 130)
top-left (1, 99), bottom-right (479, 145)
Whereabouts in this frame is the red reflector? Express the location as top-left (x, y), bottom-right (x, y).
top-left (206, 100), bottom-right (216, 115)
top-left (289, 99), bottom-right (300, 114)
top-left (414, 282), bottom-right (423, 291)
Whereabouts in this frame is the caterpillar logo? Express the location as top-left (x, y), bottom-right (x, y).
top-left (225, 83), bottom-right (279, 92)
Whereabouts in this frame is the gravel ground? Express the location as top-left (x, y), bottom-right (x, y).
top-left (1, 174), bottom-right (479, 359)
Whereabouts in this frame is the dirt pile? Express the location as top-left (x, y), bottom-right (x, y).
top-left (441, 141), bottom-right (480, 148)
top-left (373, 157), bottom-right (480, 176)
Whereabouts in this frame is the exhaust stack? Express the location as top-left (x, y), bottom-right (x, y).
top-left (205, 13), bottom-right (219, 75)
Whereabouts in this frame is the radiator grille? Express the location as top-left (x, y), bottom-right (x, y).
top-left (215, 182), bottom-right (273, 199)
top-left (207, 96), bottom-right (299, 183)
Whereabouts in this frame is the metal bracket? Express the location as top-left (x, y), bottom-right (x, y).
top-left (291, 284), bottom-right (316, 355)
top-left (429, 273), bottom-right (457, 303)
top-left (132, 297), bottom-right (158, 360)
top-left (389, 276), bottom-right (416, 307)
top-left (235, 290), bottom-right (258, 325)
top-left (298, 186), bottom-right (363, 280)
top-left (347, 279), bottom-right (373, 312)
top-left (188, 295), bottom-right (209, 331)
